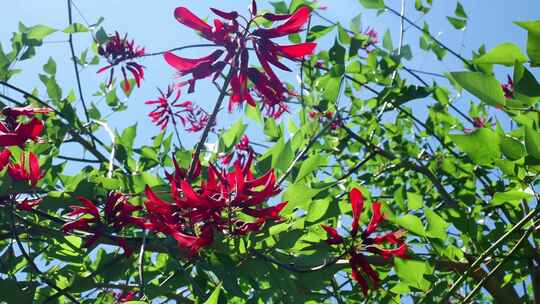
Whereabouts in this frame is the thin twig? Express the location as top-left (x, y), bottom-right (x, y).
top-left (67, 0), bottom-right (93, 147)
top-left (442, 208), bottom-right (539, 302)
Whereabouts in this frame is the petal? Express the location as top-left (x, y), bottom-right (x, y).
top-left (0, 148), bottom-right (11, 170)
top-left (76, 196), bottom-right (100, 218)
top-left (210, 8), bottom-right (238, 20)
top-left (350, 255), bottom-right (369, 296)
top-left (242, 201), bottom-right (287, 219)
top-left (164, 50), bottom-right (223, 73)
top-left (28, 152), bottom-right (40, 187)
top-left (350, 187), bottom-right (364, 237)
top-left (174, 7), bottom-right (213, 35)
top-left (366, 202), bottom-right (383, 235)
top-left (357, 255), bottom-right (380, 288)
top-left (321, 224), bottom-right (344, 245)
top-left (274, 42), bottom-right (316, 58)
top-left (253, 6), bottom-right (310, 38)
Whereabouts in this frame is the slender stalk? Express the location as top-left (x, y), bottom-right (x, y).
top-left (442, 208), bottom-right (539, 302)
top-left (138, 231), bottom-right (147, 296)
top-left (9, 204), bottom-right (81, 303)
top-left (187, 67), bottom-right (234, 179)
top-left (140, 44), bottom-right (218, 58)
top-left (67, 0), bottom-right (93, 147)
top-left (384, 5), bottom-right (471, 67)
top-left (462, 223), bottom-right (536, 303)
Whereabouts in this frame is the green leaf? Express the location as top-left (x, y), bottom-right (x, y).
top-left (407, 192), bottom-right (423, 210)
top-left (337, 24), bottom-right (351, 45)
top-left (500, 135), bottom-right (526, 160)
top-left (450, 71), bottom-right (506, 107)
top-left (397, 214), bottom-right (426, 236)
top-left (447, 16), bottom-right (466, 30)
top-left (306, 199), bottom-right (331, 222)
top-left (295, 154), bottom-right (328, 182)
top-left (425, 208), bottom-right (448, 240)
top-left (525, 125), bottom-right (540, 159)
top-left (382, 29), bottom-right (393, 51)
top-left (455, 2), bottom-right (467, 18)
top-left (26, 24), bottom-right (57, 41)
top-left (221, 118), bottom-right (247, 151)
top-left (307, 25), bottom-right (335, 42)
top-left (43, 57), bottom-right (56, 75)
top-left (282, 183), bottom-right (320, 211)
top-left (329, 39), bottom-right (346, 64)
top-left (473, 43), bottom-right (528, 66)
top-left (515, 20), bottom-right (540, 66)
top-left (450, 128), bottom-right (501, 165)
top-left (120, 124), bottom-right (137, 151)
top-left (63, 23), bottom-right (89, 33)
top-left (203, 283), bottom-right (222, 304)
top-left (394, 258), bottom-right (431, 291)
top-left (357, 0), bottom-right (385, 9)
top-left (491, 190), bottom-right (532, 207)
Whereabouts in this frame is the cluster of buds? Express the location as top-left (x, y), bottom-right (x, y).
top-left (164, 2), bottom-right (316, 118)
top-left (308, 110), bottom-right (340, 130)
top-left (501, 75), bottom-right (514, 99)
top-left (143, 152), bottom-right (286, 256)
top-left (146, 85), bottom-right (210, 132)
top-left (322, 188), bottom-right (407, 295)
top-left (97, 32), bottom-right (146, 92)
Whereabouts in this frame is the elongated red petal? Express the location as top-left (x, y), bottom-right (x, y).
top-left (210, 8), bottom-right (238, 20)
top-left (357, 255), bottom-right (380, 288)
top-left (242, 201), bottom-right (287, 219)
top-left (263, 12), bottom-right (292, 21)
top-left (274, 42), bottom-right (316, 59)
top-left (366, 202), bottom-right (383, 235)
top-left (174, 7), bottom-right (212, 35)
top-left (164, 50), bottom-right (223, 73)
top-left (180, 180), bottom-right (213, 208)
top-left (350, 188), bottom-right (364, 237)
top-left (379, 243), bottom-right (408, 259)
top-left (0, 149), bottom-right (11, 170)
top-left (254, 6), bottom-right (310, 38)
top-left (350, 255), bottom-right (369, 295)
top-left (28, 152), bottom-right (40, 187)
top-left (76, 196), bottom-right (100, 218)
top-left (321, 224), bottom-right (344, 245)
top-left (144, 185), bottom-right (174, 215)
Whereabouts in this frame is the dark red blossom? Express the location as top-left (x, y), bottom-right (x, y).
top-left (0, 106), bottom-right (50, 147)
top-left (220, 135), bottom-right (253, 166)
top-left (146, 86), bottom-right (210, 132)
top-left (17, 198), bottom-right (42, 211)
top-left (114, 290), bottom-right (139, 303)
top-left (8, 152), bottom-right (44, 187)
top-left (322, 188), bottom-right (407, 295)
top-left (0, 148), bottom-right (10, 171)
top-left (166, 5), bottom-right (316, 118)
top-left (97, 32), bottom-right (145, 92)
top-left (501, 75), bottom-right (514, 99)
top-left (62, 192), bottom-right (145, 256)
top-left (144, 152), bottom-right (285, 256)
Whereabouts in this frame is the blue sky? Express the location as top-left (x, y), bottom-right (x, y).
top-left (1, 0), bottom-right (539, 158)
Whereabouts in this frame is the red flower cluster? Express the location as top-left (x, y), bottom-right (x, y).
top-left (146, 85), bottom-right (209, 132)
top-left (363, 27), bottom-right (379, 52)
top-left (0, 106), bottom-right (51, 148)
top-left (114, 290), bottom-right (138, 303)
top-left (97, 32), bottom-right (145, 92)
top-left (7, 152), bottom-right (44, 187)
top-left (144, 153), bottom-right (286, 256)
top-left (322, 188), bottom-right (407, 295)
top-left (501, 75), bottom-right (514, 99)
top-left (62, 192), bottom-right (145, 256)
top-left (308, 110), bottom-right (340, 130)
top-left (219, 135), bottom-right (253, 166)
top-left (164, 2), bottom-right (316, 118)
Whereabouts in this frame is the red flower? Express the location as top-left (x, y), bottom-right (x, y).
top-left (363, 27), bottom-right (379, 52)
top-left (114, 290), bottom-right (139, 303)
top-left (62, 192), bottom-right (144, 256)
top-left (0, 107), bottom-right (50, 147)
top-left (97, 32), bottom-right (145, 92)
top-left (219, 134), bottom-right (253, 166)
top-left (321, 188), bottom-right (407, 295)
top-left (17, 198), bottom-right (42, 211)
top-left (0, 148), bottom-right (10, 171)
top-left (144, 152), bottom-right (285, 256)
top-left (166, 5), bottom-right (316, 118)
top-left (501, 75), bottom-right (514, 99)
top-left (146, 85), bottom-right (210, 132)
top-left (8, 152), bottom-right (44, 187)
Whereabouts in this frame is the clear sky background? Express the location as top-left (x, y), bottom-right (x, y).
top-left (0, 0), bottom-right (539, 164)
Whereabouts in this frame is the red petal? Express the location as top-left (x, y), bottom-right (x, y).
top-left (0, 149), bottom-right (11, 170)
top-left (254, 6), bottom-right (310, 38)
top-left (180, 180), bottom-right (213, 208)
top-left (357, 255), bottom-right (380, 288)
top-left (350, 255), bottom-right (369, 296)
top-left (76, 196), bottom-right (100, 218)
top-left (242, 201), bottom-right (287, 219)
top-left (174, 7), bottom-right (212, 35)
top-left (164, 50), bottom-right (223, 73)
top-left (366, 202), bottom-right (383, 235)
top-left (28, 152), bottom-right (40, 187)
top-left (274, 42), bottom-right (316, 58)
top-left (262, 13), bottom-right (292, 21)
top-left (321, 224), bottom-right (344, 245)
top-left (210, 8), bottom-right (238, 20)
top-left (350, 188), bottom-right (364, 237)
